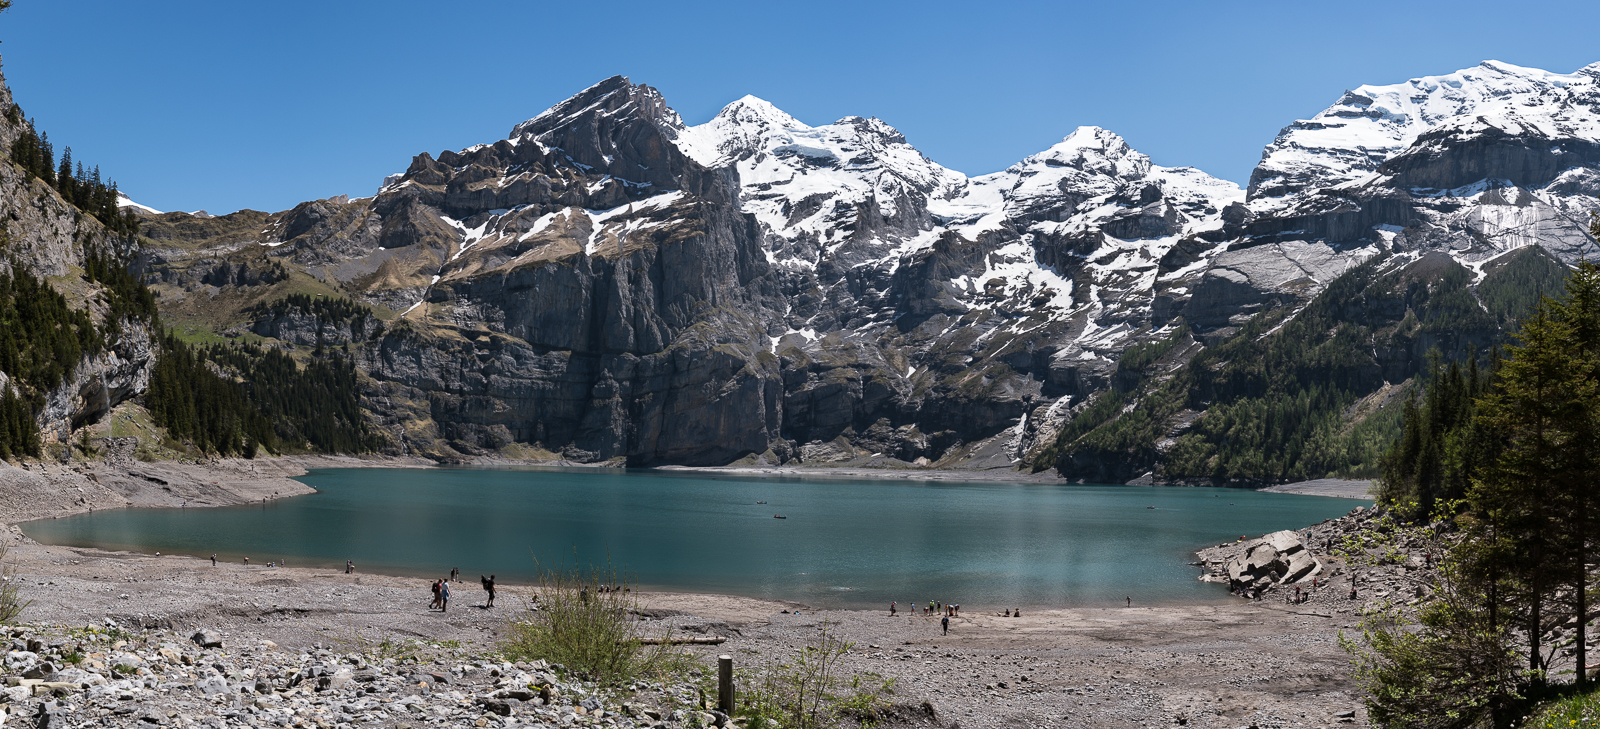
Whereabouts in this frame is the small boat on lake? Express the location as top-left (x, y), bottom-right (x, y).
top-left (773, 514), bottom-right (786, 519)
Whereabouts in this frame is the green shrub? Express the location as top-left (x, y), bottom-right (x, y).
top-left (502, 562), bottom-right (686, 687)
top-left (735, 621), bottom-right (895, 729)
top-left (0, 544), bottom-right (29, 623)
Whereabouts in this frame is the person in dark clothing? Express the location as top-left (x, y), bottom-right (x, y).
top-left (430, 580), bottom-right (442, 610)
top-left (941, 615), bottom-right (949, 635)
top-left (451, 567), bottom-right (460, 582)
top-left (481, 574), bottom-right (496, 608)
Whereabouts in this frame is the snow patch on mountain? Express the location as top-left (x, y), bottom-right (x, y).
top-left (114, 192), bottom-right (161, 215)
top-left (1249, 60), bottom-right (1600, 209)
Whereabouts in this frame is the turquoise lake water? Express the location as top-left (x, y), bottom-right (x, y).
top-left (19, 467), bottom-right (1367, 609)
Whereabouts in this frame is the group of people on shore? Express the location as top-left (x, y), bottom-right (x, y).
top-left (429, 570), bottom-right (496, 612)
top-left (887, 600), bottom-right (962, 617)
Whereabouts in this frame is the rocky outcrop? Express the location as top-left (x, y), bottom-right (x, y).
top-left (0, 58), bottom-right (156, 447)
top-left (1225, 530), bottom-right (1322, 592)
top-left (37, 320), bottom-right (155, 442)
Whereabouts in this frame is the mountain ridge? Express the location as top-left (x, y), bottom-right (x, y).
top-left (65, 59), bottom-right (1600, 475)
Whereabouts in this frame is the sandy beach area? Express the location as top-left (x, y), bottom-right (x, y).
top-left (0, 456), bottom-right (1374, 727)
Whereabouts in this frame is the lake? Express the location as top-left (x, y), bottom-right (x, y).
top-left (20, 467), bottom-right (1367, 609)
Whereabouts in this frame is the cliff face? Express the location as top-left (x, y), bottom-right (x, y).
top-left (0, 58), bottom-right (155, 445)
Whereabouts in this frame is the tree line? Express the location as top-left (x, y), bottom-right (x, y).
top-left (6, 104), bottom-right (141, 236)
top-left (1355, 256), bottom-right (1600, 726)
top-left (201, 341), bottom-right (381, 454)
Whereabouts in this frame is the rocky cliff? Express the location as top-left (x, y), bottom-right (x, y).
top-left (0, 57), bottom-right (155, 446)
top-left (128, 61), bottom-right (1600, 472)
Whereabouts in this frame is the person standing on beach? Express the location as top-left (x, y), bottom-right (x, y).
top-left (346, 560), bottom-right (354, 574)
top-left (1126, 596), bottom-right (1131, 607)
top-left (889, 602), bottom-right (896, 616)
top-left (430, 580), bottom-right (442, 610)
top-left (941, 615), bottom-right (949, 635)
top-left (440, 580), bottom-right (451, 612)
top-left (481, 575), bottom-right (496, 608)
top-left (210, 554), bottom-right (216, 567)
top-left (452, 567), bottom-right (460, 582)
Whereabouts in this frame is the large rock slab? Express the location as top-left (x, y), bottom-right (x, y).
top-left (1224, 530), bottom-right (1321, 591)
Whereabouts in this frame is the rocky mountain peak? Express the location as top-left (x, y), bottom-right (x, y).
top-left (1011, 126), bottom-right (1152, 181)
top-left (509, 75), bottom-right (679, 140)
top-left (1247, 59), bottom-right (1600, 207)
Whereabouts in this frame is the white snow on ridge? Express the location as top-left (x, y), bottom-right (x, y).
top-left (1250, 60), bottom-right (1600, 208)
top-left (115, 192), bottom-right (162, 215)
top-left (675, 96), bottom-right (968, 246)
top-left (670, 98), bottom-right (1244, 331)
top-left (582, 191), bottom-right (686, 255)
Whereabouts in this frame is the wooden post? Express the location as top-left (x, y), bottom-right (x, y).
top-left (717, 654), bottom-right (734, 714)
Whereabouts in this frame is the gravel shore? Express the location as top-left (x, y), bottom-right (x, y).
top-left (0, 457), bottom-right (1377, 727)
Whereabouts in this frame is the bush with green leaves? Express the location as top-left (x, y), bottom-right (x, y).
top-left (733, 621), bottom-right (895, 729)
top-left (502, 562), bottom-right (686, 687)
top-left (1341, 551), bottom-right (1523, 729)
top-left (0, 544), bottom-right (28, 623)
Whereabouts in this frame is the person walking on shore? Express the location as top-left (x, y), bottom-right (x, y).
top-left (481, 575), bottom-right (496, 608)
top-left (210, 554), bottom-right (216, 567)
top-left (941, 615), bottom-right (949, 635)
top-left (440, 580), bottom-right (451, 612)
top-left (346, 560), bottom-right (354, 574)
top-left (430, 580), bottom-right (442, 610)
top-left (889, 602), bottom-right (896, 616)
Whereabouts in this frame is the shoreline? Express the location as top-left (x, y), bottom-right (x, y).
top-left (0, 454), bottom-right (1378, 726)
top-left (0, 535), bottom-right (1374, 728)
top-left (4, 454), bottom-right (1371, 613)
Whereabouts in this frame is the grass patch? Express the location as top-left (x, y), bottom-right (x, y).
top-left (1524, 684), bottom-right (1600, 728)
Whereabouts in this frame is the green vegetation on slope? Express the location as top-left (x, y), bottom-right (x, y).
top-left (0, 261), bottom-right (103, 394)
top-left (205, 342), bottom-right (380, 453)
top-left (245, 293), bottom-right (375, 329)
top-left (1044, 246), bottom-right (1568, 483)
top-left (145, 332), bottom-right (278, 457)
top-left (1377, 354), bottom-right (1496, 521)
top-left (1347, 261), bottom-right (1600, 728)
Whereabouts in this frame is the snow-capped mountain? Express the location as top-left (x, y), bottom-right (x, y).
top-left (1175, 60), bottom-right (1600, 337)
top-left (1250, 60), bottom-right (1600, 207)
top-left (135, 62), bottom-right (1600, 471)
top-left (672, 99), bottom-right (1244, 368)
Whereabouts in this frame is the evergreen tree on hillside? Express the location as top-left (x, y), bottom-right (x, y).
top-left (1378, 352), bottom-right (1498, 520)
top-left (6, 117), bottom-right (139, 235)
top-left (1468, 304), bottom-right (1590, 683)
top-left (1351, 259), bottom-right (1600, 726)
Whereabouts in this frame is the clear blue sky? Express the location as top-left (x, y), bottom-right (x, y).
top-left (3, 0), bottom-right (1598, 214)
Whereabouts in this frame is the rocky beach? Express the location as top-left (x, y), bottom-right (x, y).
top-left (0, 457), bottom-right (1391, 728)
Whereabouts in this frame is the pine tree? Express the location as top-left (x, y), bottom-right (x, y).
top-left (1550, 260), bottom-right (1600, 687)
top-left (56, 147), bottom-right (73, 201)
